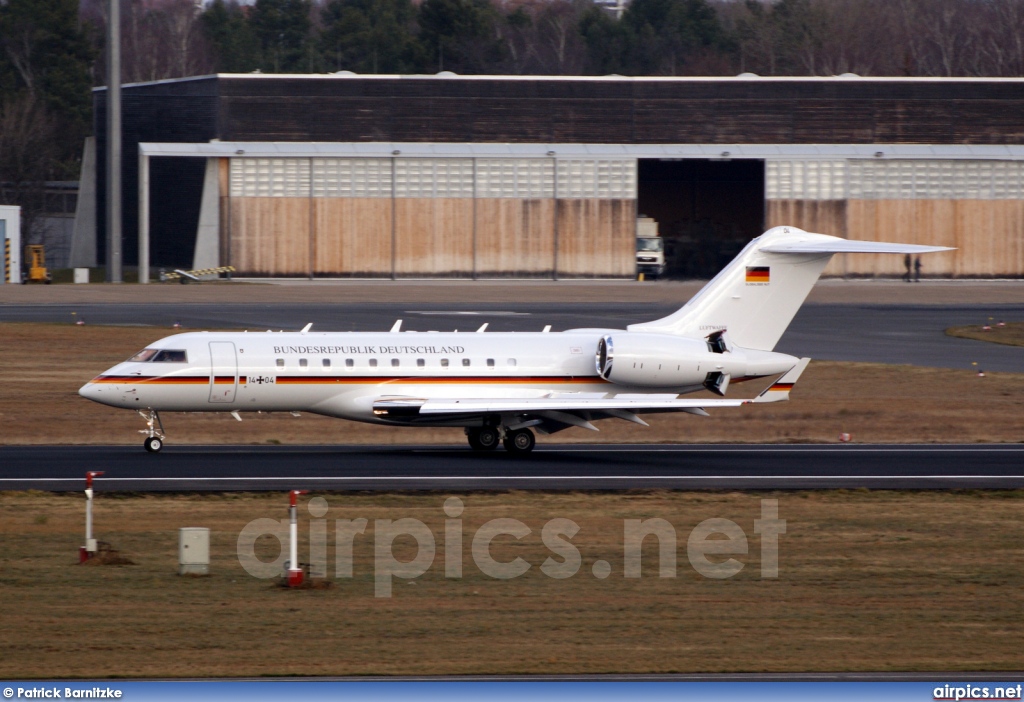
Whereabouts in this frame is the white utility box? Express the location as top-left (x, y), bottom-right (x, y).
top-left (1, 205), bottom-right (21, 284)
top-left (179, 527), bottom-right (210, 575)
top-left (74, 268), bottom-right (89, 284)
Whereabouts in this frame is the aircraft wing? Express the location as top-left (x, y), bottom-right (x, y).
top-left (415, 395), bottom-right (748, 413)
top-left (373, 359), bottom-right (811, 426)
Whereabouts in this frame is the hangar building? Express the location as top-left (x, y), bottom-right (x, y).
top-left (94, 74), bottom-right (1024, 280)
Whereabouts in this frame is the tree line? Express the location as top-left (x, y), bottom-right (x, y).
top-left (4, 0), bottom-right (1024, 194)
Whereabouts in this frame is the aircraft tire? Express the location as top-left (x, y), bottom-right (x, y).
top-left (468, 427), bottom-right (500, 451)
top-left (503, 428), bottom-right (535, 455)
top-left (144, 437), bottom-right (163, 453)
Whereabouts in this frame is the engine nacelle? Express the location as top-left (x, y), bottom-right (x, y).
top-left (595, 332), bottom-right (798, 390)
top-left (596, 333), bottom-right (720, 388)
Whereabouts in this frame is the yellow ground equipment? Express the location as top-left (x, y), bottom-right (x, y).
top-left (24, 245), bottom-right (51, 284)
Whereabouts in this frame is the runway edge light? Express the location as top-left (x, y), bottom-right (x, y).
top-left (80, 471), bottom-right (105, 563)
top-left (287, 490), bottom-right (309, 587)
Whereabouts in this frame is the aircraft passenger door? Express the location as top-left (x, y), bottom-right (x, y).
top-left (209, 341), bottom-right (238, 403)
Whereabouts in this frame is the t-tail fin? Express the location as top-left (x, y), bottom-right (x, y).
top-left (628, 226), bottom-right (953, 351)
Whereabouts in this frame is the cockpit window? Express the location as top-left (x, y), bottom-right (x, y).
top-left (128, 349), bottom-right (187, 363)
top-left (152, 350), bottom-right (187, 363)
top-left (127, 348), bottom-right (158, 362)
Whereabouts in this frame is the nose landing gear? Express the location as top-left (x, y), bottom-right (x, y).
top-left (137, 409), bottom-right (165, 453)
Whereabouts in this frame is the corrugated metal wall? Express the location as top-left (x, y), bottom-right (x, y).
top-left (215, 77), bottom-right (1024, 146)
top-left (224, 157), bottom-right (636, 278)
top-left (766, 159), bottom-right (1024, 277)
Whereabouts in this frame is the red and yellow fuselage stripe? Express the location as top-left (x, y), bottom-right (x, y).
top-left (90, 374), bottom-right (603, 386)
top-left (91, 375), bottom-right (217, 384)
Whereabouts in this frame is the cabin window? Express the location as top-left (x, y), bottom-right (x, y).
top-left (391, 358), bottom-right (400, 367)
top-left (462, 358), bottom-right (471, 367)
top-left (276, 358), bottom-right (285, 368)
top-left (345, 359), bottom-right (354, 367)
top-left (441, 359), bottom-right (449, 368)
top-left (417, 359), bottom-right (425, 367)
top-left (322, 359), bottom-right (331, 368)
top-left (486, 358), bottom-right (495, 368)
top-left (507, 358), bottom-right (517, 366)
top-left (151, 350), bottom-right (187, 363)
top-left (299, 358), bottom-right (308, 368)
top-left (369, 359), bottom-right (378, 367)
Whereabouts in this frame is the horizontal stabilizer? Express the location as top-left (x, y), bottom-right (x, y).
top-left (752, 358), bottom-right (811, 403)
top-left (760, 241), bottom-right (954, 255)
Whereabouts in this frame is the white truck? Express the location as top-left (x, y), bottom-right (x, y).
top-left (635, 216), bottom-right (665, 278)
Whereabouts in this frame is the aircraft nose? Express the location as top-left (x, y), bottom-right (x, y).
top-left (79, 380), bottom-right (102, 401)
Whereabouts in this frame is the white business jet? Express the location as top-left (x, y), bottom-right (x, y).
top-left (80, 226), bottom-right (950, 454)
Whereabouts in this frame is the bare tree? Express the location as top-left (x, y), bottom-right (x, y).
top-left (974, 0), bottom-right (1024, 76)
top-left (810, 0), bottom-right (899, 76)
top-left (535, 0), bottom-right (588, 74)
top-left (496, 0), bottom-right (590, 74)
top-left (729, 1), bottom-right (783, 75)
top-left (85, 0), bottom-right (215, 85)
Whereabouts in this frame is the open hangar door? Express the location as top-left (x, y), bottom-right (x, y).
top-left (637, 159), bottom-right (765, 279)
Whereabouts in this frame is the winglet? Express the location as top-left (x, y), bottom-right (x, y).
top-left (752, 358), bottom-right (811, 403)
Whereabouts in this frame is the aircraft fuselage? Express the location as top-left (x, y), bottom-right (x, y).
top-left (79, 330), bottom-right (792, 426)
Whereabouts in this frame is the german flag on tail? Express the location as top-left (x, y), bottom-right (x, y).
top-left (745, 266), bottom-right (770, 284)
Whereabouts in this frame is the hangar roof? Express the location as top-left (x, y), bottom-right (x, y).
top-left (139, 141), bottom-right (1024, 161)
top-left (101, 72), bottom-right (1024, 147)
top-left (97, 73), bottom-right (1024, 92)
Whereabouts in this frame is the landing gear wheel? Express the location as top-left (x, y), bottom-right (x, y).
top-left (503, 428), bottom-right (535, 455)
top-left (468, 427), bottom-right (500, 451)
top-left (137, 409), bottom-right (166, 452)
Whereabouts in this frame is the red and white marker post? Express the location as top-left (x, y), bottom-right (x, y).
top-left (287, 490), bottom-right (309, 587)
top-left (80, 471), bottom-right (105, 563)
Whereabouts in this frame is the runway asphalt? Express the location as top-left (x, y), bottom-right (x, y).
top-left (2, 302), bottom-right (1021, 371)
top-left (3, 444), bottom-right (1022, 491)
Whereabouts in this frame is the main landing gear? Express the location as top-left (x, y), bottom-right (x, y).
top-left (466, 426), bottom-right (535, 455)
top-left (467, 426), bottom-right (500, 451)
top-left (138, 409), bottom-right (165, 453)
top-left (503, 428), bottom-right (535, 454)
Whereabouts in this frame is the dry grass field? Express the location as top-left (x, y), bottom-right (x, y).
top-left (0, 490), bottom-right (1022, 677)
top-left (0, 322), bottom-right (1022, 446)
top-left (948, 322), bottom-right (1024, 348)
top-left (2, 320), bottom-right (1023, 678)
